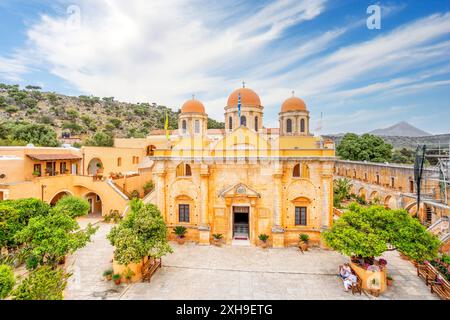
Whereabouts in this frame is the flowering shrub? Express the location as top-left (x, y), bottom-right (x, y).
top-left (430, 258), bottom-right (450, 281)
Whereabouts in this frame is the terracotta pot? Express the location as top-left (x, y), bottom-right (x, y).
top-left (177, 237), bottom-right (186, 245)
top-left (106, 275), bottom-right (112, 281)
top-left (260, 241), bottom-right (268, 249)
top-left (387, 279), bottom-right (393, 286)
top-left (213, 239), bottom-right (222, 247)
top-left (114, 279), bottom-right (121, 285)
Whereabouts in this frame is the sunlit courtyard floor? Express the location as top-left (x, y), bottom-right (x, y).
top-left (65, 222), bottom-right (438, 300)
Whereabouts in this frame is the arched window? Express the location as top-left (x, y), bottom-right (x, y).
top-left (176, 163), bottom-right (192, 177)
top-left (185, 164), bottom-right (192, 176)
top-left (240, 116), bottom-right (246, 126)
top-left (286, 119), bottom-right (292, 133)
top-left (195, 120), bottom-right (200, 134)
top-left (300, 119), bottom-right (305, 133)
top-left (229, 116), bottom-right (233, 130)
top-left (293, 163), bottom-right (300, 177)
top-left (254, 116), bottom-right (258, 131)
top-left (117, 157), bottom-right (122, 167)
top-left (146, 145), bottom-right (156, 156)
top-left (182, 120), bottom-right (187, 134)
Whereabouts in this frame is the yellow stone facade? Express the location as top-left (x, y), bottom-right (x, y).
top-left (0, 87), bottom-right (336, 247)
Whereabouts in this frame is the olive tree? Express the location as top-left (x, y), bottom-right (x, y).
top-left (52, 195), bottom-right (90, 218)
top-left (15, 211), bottom-right (98, 268)
top-left (108, 200), bottom-right (172, 265)
top-left (323, 203), bottom-right (440, 262)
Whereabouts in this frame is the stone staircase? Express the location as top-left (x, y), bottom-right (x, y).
top-left (427, 216), bottom-right (450, 254)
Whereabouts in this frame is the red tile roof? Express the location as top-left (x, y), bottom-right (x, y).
top-left (26, 154), bottom-right (81, 161)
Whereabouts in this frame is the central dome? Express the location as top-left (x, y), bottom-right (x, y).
top-left (227, 88), bottom-right (261, 107)
top-left (181, 99), bottom-right (206, 114)
top-left (281, 96), bottom-right (307, 113)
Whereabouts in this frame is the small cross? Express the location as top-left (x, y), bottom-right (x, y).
top-left (292, 90), bottom-right (295, 97)
top-left (192, 94), bottom-right (195, 100)
top-left (242, 81), bottom-right (246, 88)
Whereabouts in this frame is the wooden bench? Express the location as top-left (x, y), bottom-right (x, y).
top-left (417, 263), bottom-right (439, 286)
top-left (351, 275), bottom-right (363, 295)
top-left (430, 279), bottom-right (450, 300)
top-left (141, 257), bottom-right (162, 283)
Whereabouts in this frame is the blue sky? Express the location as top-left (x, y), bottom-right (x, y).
top-left (0, 0), bottom-right (449, 134)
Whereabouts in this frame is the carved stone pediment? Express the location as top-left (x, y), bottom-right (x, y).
top-left (218, 183), bottom-right (261, 199)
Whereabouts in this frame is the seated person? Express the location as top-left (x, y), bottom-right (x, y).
top-left (343, 271), bottom-right (358, 292)
top-left (339, 263), bottom-right (352, 279)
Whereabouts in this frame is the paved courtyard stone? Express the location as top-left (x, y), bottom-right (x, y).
top-left (64, 222), bottom-right (438, 300)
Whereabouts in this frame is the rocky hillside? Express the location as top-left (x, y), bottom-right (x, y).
top-left (0, 83), bottom-right (224, 144)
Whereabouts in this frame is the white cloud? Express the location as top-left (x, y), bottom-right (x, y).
top-left (0, 54), bottom-right (28, 81)
top-left (4, 1), bottom-right (450, 134)
top-left (20, 0), bottom-right (326, 114)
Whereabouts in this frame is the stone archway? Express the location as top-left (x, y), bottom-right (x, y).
top-left (358, 187), bottom-right (367, 202)
top-left (50, 190), bottom-right (73, 206)
top-left (87, 158), bottom-right (103, 176)
top-left (384, 195), bottom-right (395, 209)
top-left (84, 192), bottom-right (103, 216)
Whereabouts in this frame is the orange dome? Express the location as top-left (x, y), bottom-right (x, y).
top-left (227, 88), bottom-right (261, 107)
top-left (181, 99), bottom-right (206, 114)
top-left (281, 96), bottom-right (307, 113)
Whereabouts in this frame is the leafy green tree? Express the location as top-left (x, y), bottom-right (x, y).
top-left (15, 211), bottom-right (98, 267)
top-left (0, 96), bottom-right (7, 108)
top-left (207, 118), bottom-right (225, 129)
top-left (52, 196), bottom-right (90, 219)
top-left (323, 203), bottom-right (440, 262)
top-left (62, 121), bottom-right (84, 135)
top-left (11, 266), bottom-right (69, 300)
top-left (25, 85), bottom-right (42, 91)
top-left (337, 133), bottom-right (393, 163)
top-left (108, 118), bottom-right (122, 128)
top-left (333, 178), bottom-right (352, 208)
top-left (0, 264), bottom-right (15, 299)
top-left (391, 148), bottom-right (414, 164)
top-left (0, 199), bottom-right (50, 248)
top-left (10, 123), bottom-right (59, 147)
top-left (22, 97), bottom-right (38, 109)
top-left (5, 105), bottom-right (19, 114)
top-left (85, 131), bottom-right (114, 147)
top-left (108, 200), bottom-right (172, 265)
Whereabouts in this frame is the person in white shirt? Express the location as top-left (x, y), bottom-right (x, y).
top-left (343, 272), bottom-right (358, 292)
top-left (339, 263), bottom-right (352, 279)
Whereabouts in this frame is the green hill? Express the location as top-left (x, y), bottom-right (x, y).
top-left (0, 83), bottom-right (224, 146)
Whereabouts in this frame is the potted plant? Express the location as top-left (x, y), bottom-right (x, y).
top-left (212, 233), bottom-right (223, 247)
top-left (258, 234), bottom-right (269, 249)
top-left (32, 171), bottom-right (41, 177)
top-left (96, 163), bottom-right (103, 174)
top-left (387, 275), bottom-right (393, 286)
top-left (112, 273), bottom-right (121, 285)
top-left (299, 233), bottom-right (310, 251)
top-left (173, 226), bottom-right (188, 245)
top-left (103, 269), bottom-right (113, 281)
top-left (123, 267), bottom-right (135, 284)
top-left (143, 181), bottom-right (155, 195)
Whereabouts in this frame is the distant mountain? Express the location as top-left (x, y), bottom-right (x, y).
top-left (368, 121), bottom-right (431, 137)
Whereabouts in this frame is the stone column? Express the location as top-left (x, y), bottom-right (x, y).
top-left (198, 164), bottom-right (211, 245)
top-left (272, 166), bottom-right (285, 248)
top-left (153, 162), bottom-right (166, 220)
top-left (320, 162), bottom-right (335, 232)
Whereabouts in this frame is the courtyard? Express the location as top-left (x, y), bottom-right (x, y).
top-left (65, 222), bottom-right (438, 300)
